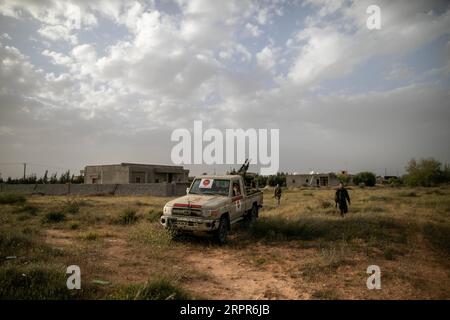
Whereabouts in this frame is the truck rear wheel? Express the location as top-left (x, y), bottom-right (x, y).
top-left (215, 216), bottom-right (228, 245)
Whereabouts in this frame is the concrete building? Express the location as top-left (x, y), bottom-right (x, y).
top-left (286, 172), bottom-right (339, 188)
top-left (84, 163), bottom-right (189, 184)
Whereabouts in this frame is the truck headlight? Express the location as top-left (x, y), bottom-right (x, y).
top-left (163, 205), bottom-right (172, 215)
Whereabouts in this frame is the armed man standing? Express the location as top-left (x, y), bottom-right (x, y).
top-left (335, 182), bottom-right (351, 217)
top-left (274, 184), bottom-right (282, 206)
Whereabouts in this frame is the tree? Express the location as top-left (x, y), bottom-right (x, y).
top-left (58, 170), bottom-right (71, 184)
top-left (353, 171), bottom-right (376, 187)
top-left (50, 173), bottom-right (58, 184)
top-left (337, 173), bottom-right (351, 185)
top-left (404, 158), bottom-right (448, 187)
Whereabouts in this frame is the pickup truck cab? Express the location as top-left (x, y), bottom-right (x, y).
top-left (160, 175), bottom-right (263, 244)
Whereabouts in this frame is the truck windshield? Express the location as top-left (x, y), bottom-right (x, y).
top-left (189, 179), bottom-right (230, 196)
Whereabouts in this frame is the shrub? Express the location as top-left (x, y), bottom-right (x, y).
top-left (352, 172), bottom-right (376, 187)
top-left (0, 194), bottom-right (26, 205)
top-left (42, 211), bottom-right (66, 223)
top-left (116, 208), bottom-right (138, 225)
top-left (63, 199), bottom-right (80, 214)
top-left (69, 223), bottom-right (79, 230)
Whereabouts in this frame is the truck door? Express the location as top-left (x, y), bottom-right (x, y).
top-left (231, 179), bottom-right (243, 220)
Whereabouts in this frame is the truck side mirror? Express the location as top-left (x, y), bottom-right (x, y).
top-left (186, 187), bottom-right (190, 194)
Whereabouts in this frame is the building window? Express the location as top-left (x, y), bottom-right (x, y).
top-left (136, 177), bottom-right (141, 183)
top-left (306, 179), bottom-right (308, 183)
top-left (92, 178), bottom-right (98, 184)
top-left (292, 179), bottom-right (295, 183)
top-left (155, 178), bottom-right (159, 183)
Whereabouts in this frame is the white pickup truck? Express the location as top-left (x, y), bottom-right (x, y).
top-left (160, 174), bottom-right (263, 244)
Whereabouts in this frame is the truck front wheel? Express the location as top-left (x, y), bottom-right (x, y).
top-left (215, 215), bottom-right (229, 245)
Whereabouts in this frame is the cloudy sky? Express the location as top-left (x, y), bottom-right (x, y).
top-left (0, 0), bottom-right (449, 178)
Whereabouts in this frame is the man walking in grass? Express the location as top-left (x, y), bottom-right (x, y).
top-left (335, 182), bottom-right (351, 217)
top-left (274, 184), bottom-right (282, 206)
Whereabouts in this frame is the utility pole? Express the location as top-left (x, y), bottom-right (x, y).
top-left (23, 162), bottom-right (26, 180)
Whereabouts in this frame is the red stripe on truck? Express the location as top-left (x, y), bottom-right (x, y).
top-left (173, 203), bottom-right (202, 208)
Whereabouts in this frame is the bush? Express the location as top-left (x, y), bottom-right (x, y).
top-left (0, 194), bottom-right (26, 205)
top-left (352, 172), bottom-right (376, 187)
top-left (116, 208), bottom-right (138, 225)
top-left (42, 211), bottom-right (66, 223)
top-left (63, 199), bottom-right (80, 214)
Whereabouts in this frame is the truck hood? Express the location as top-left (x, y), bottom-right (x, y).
top-left (166, 194), bottom-right (229, 209)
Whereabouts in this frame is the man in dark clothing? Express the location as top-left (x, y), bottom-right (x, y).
top-left (335, 182), bottom-right (351, 217)
top-left (274, 184), bottom-right (282, 206)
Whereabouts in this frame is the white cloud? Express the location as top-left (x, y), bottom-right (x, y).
top-left (38, 24), bottom-right (78, 45)
top-left (245, 22), bottom-right (262, 37)
top-left (1, 33), bottom-right (12, 40)
top-left (72, 44), bottom-right (97, 63)
top-left (42, 49), bottom-right (73, 65)
top-left (288, 0), bottom-right (450, 86)
top-left (256, 46), bottom-right (276, 72)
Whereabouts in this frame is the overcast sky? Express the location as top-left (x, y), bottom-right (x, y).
top-left (0, 0), bottom-right (449, 178)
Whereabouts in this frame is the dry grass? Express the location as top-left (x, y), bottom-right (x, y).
top-left (0, 187), bottom-right (449, 299)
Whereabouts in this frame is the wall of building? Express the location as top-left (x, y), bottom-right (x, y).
top-left (0, 183), bottom-right (190, 197)
top-left (84, 164), bottom-right (189, 184)
top-left (84, 165), bottom-right (129, 184)
top-left (286, 174), bottom-right (340, 187)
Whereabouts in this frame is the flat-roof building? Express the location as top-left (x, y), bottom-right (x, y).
top-left (84, 163), bottom-right (189, 184)
top-left (286, 172), bottom-right (339, 188)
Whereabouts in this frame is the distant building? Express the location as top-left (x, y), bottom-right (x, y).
top-left (286, 172), bottom-right (339, 187)
top-left (84, 163), bottom-right (189, 184)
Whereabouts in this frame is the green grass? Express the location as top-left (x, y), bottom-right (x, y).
top-left (129, 222), bottom-right (172, 247)
top-left (147, 209), bottom-right (162, 222)
top-left (0, 228), bottom-right (36, 255)
top-left (0, 194), bottom-right (26, 205)
top-left (114, 276), bottom-right (190, 300)
top-left (250, 215), bottom-right (408, 244)
top-left (422, 223), bottom-right (450, 255)
top-left (0, 264), bottom-right (96, 299)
